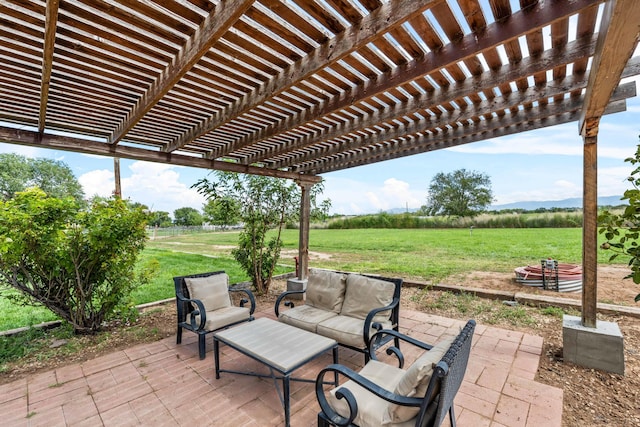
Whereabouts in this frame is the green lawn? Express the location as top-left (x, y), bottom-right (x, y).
top-left (0, 228), bottom-right (624, 331)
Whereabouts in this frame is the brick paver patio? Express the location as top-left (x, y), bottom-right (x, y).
top-left (1, 306), bottom-right (562, 426)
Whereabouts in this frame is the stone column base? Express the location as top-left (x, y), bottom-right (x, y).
top-left (286, 278), bottom-right (307, 301)
top-left (562, 314), bottom-right (624, 375)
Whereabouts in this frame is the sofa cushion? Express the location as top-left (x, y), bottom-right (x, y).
top-left (185, 274), bottom-right (230, 312)
top-left (317, 314), bottom-right (392, 348)
top-left (384, 335), bottom-right (455, 423)
top-left (340, 275), bottom-right (395, 322)
top-left (328, 360), bottom-right (410, 427)
top-left (279, 305), bottom-right (338, 333)
top-left (306, 269), bottom-right (347, 313)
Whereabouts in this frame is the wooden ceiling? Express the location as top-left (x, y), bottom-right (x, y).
top-left (1, 0), bottom-right (639, 184)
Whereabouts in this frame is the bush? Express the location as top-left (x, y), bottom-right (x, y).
top-left (0, 189), bottom-right (150, 334)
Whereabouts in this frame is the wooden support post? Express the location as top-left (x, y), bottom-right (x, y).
top-left (582, 135), bottom-right (598, 328)
top-left (113, 157), bottom-right (122, 198)
top-left (297, 181), bottom-right (311, 280)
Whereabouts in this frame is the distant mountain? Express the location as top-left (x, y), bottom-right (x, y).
top-left (490, 195), bottom-right (624, 211)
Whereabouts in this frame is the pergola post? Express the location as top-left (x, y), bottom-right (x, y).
top-left (581, 135), bottom-right (598, 328)
top-left (285, 180), bottom-right (312, 300)
top-left (563, 124), bottom-right (624, 375)
top-left (297, 181), bottom-right (311, 280)
top-left (113, 157), bottom-right (122, 198)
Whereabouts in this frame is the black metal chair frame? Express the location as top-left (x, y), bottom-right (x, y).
top-left (315, 319), bottom-right (476, 427)
top-left (275, 274), bottom-right (403, 363)
top-left (174, 271), bottom-right (256, 359)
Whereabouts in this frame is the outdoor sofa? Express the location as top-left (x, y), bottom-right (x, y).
top-left (274, 269), bottom-right (402, 362)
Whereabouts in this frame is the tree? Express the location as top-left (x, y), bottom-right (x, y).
top-left (0, 189), bottom-right (151, 333)
top-left (423, 169), bottom-right (493, 217)
top-left (0, 153), bottom-right (84, 202)
top-left (203, 197), bottom-right (241, 228)
top-left (149, 211), bottom-right (172, 227)
top-left (193, 171), bottom-right (330, 294)
top-left (173, 207), bottom-right (203, 226)
top-left (599, 138), bottom-right (640, 302)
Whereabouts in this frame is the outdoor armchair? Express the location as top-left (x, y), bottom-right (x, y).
top-left (174, 271), bottom-right (255, 359)
top-left (315, 319), bottom-right (476, 427)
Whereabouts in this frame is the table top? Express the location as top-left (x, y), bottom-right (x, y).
top-left (214, 317), bottom-right (337, 373)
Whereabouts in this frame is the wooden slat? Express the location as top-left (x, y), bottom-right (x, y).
top-left (109, 0), bottom-right (255, 145)
top-left (168, 0), bottom-right (445, 154)
top-left (247, 14), bottom-right (600, 163)
top-left (38, 0), bottom-right (59, 134)
top-left (278, 80), bottom-right (636, 168)
top-left (307, 100), bottom-right (627, 174)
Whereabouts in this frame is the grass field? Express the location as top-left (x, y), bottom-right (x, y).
top-left (0, 227), bottom-right (623, 331)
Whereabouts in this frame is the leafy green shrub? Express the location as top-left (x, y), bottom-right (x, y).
top-left (0, 189), bottom-right (150, 334)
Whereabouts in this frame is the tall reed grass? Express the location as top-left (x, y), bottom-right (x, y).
top-left (327, 211), bottom-right (585, 229)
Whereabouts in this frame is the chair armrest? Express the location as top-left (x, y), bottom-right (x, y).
top-left (367, 329), bottom-right (434, 369)
top-left (362, 297), bottom-right (401, 346)
top-left (176, 294), bottom-right (207, 331)
top-left (230, 288), bottom-right (256, 315)
top-left (274, 289), bottom-right (306, 317)
top-left (315, 363), bottom-right (423, 427)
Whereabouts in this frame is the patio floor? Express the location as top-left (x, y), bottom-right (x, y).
top-left (1, 306), bottom-right (562, 426)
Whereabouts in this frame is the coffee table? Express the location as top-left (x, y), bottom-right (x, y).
top-left (213, 317), bottom-right (338, 427)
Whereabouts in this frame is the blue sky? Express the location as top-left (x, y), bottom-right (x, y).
top-left (2, 0), bottom-right (639, 217)
top-left (2, 80), bottom-right (639, 217)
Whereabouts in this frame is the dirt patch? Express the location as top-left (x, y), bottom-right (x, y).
top-left (443, 264), bottom-right (639, 306)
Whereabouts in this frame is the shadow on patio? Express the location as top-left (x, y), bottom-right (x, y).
top-left (1, 306), bottom-right (562, 426)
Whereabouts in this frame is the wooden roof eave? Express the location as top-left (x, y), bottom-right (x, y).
top-left (0, 126), bottom-right (321, 184)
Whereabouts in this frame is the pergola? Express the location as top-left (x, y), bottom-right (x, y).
top-left (1, 0), bottom-right (640, 335)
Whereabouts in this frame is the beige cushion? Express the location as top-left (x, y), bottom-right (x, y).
top-left (328, 360), bottom-right (410, 427)
top-left (195, 306), bottom-right (250, 331)
top-left (384, 335), bottom-right (456, 423)
top-left (279, 305), bottom-right (338, 333)
top-left (317, 315), bottom-right (391, 348)
top-left (185, 274), bottom-right (231, 312)
top-left (306, 269), bottom-right (347, 313)
top-left (340, 275), bottom-right (395, 322)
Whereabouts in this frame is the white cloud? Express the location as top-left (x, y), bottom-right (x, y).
top-left (324, 176), bottom-right (423, 215)
top-left (78, 169), bottom-right (115, 198)
top-left (599, 165), bottom-right (634, 196)
top-left (79, 161), bottom-right (207, 215)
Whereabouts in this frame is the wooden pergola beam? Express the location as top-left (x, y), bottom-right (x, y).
top-left (227, 0), bottom-right (602, 163)
top-left (309, 97), bottom-right (628, 174)
top-left (276, 56), bottom-right (640, 169)
top-left (108, 0), bottom-right (255, 145)
top-left (166, 0), bottom-right (445, 154)
top-left (0, 127), bottom-right (320, 184)
top-left (38, 0), bottom-right (59, 135)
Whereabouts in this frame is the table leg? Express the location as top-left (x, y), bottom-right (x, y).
top-left (214, 337), bottom-right (220, 379)
top-left (283, 375), bottom-right (291, 427)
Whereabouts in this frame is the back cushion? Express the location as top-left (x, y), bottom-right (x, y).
top-left (185, 274), bottom-right (231, 312)
top-left (385, 335), bottom-right (455, 423)
top-left (340, 275), bottom-right (395, 321)
top-left (306, 269), bottom-right (347, 313)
